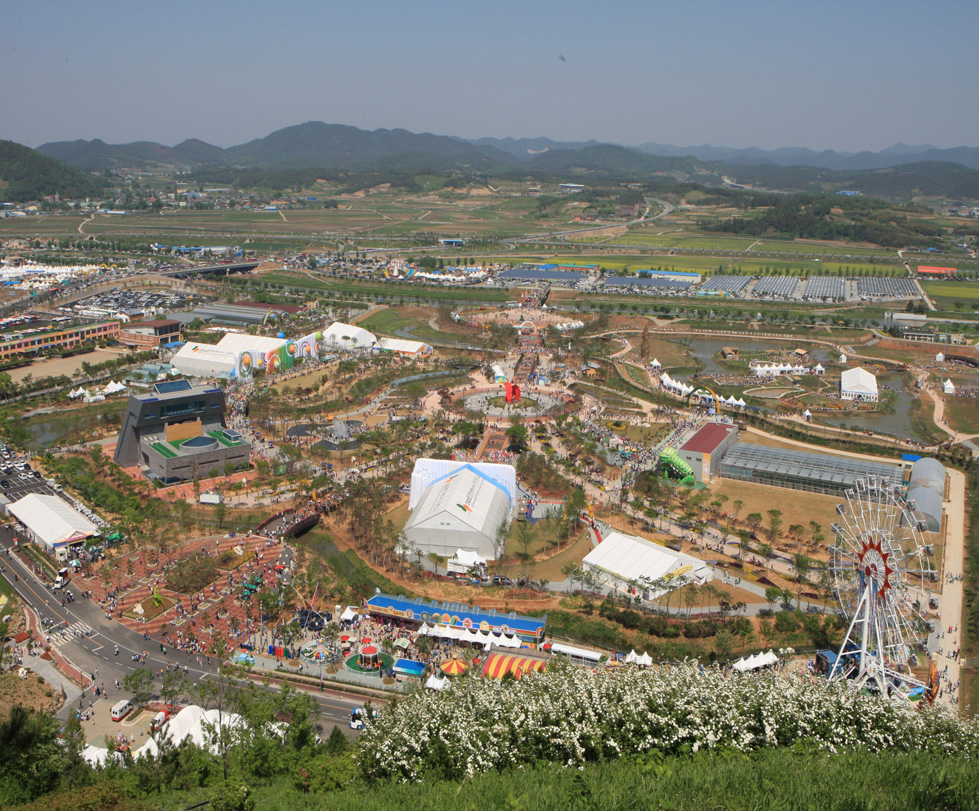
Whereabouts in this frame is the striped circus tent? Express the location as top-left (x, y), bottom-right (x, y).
top-left (480, 653), bottom-right (548, 680)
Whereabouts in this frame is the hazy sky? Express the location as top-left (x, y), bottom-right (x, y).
top-left (3, 0), bottom-right (977, 152)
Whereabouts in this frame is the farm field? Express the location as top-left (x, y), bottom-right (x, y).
top-left (921, 280), bottom-right (979, 311)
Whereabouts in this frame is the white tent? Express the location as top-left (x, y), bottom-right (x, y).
top-left (651, 359), bottom-right (661, 368)
top-left (171, 342), bottom-right (239, 378)
top-left (636, 652), bottom-right (653, 667)
top-left (425, 674), bottom-right (449, 690)
top-left (943, 379), bottom-right (956, 394)
top-left (625, 649), bottom-right (639, 664)
top-left (840, 367), bottom-right (879, 402)
top-left (340, 607), bottom-right (358, 622)
top-left (8, 493), bottom-right (99, 557)
top-left (551, 642), bottom-right (603, 662)
top-left (814, 363), bottom-right (825, 375)
top-left (375, 337), bottom-right (431, 357)
top-left (584, 531), bottom-right (712, 599)
top-left (409, 459), bottom-right (517, 510)
top-left (321, 322), bottom-right (376, 351)
top-left (403, 464), bottom-right (512, 560)
top-left (103, 380), bottom-right (127, 395)
top-left (936, 352), bottom-right (945, 363)
top-left (839, 353), bottom-right (848, 364)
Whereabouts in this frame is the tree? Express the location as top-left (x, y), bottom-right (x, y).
top-left (122, 668), bottom-right (155, 711)
top-left (766, 509), bottom-right (783, 544)
top-left (215, 501), bottom-right (228, 529)
top-left (427, 552), bottom-right (444, 578)
top-left (731, 499), bottom-right (744, 526)
top-left (764, 586), bottom-right (782, 612)
top-left (161, 668), bottom-right (189, 710)
top-left (794, 554), bottom-right (813, 608)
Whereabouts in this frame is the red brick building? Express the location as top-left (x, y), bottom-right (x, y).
top-left (118, 319), bottom-right (182, 350)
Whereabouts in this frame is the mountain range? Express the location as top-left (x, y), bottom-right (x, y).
top-left (0, 122), bottom-right (972, 202)
top-left (37, 123), bottom-right (979, 174)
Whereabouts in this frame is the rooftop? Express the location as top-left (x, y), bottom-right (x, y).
top-left (680, 423), bottom-right (736, 455)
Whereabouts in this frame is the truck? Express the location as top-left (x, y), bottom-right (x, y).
top-left (53, 567), bottom-right (71, 590)
top-left (199, 491), bottom-right (224, 505)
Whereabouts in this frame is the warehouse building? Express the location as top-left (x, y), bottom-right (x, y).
top-left (719, 443), bottom-right (904, 497)
top-left (677, 422), bottom-right (739, 483)
top-left (904, 457), bottom-right (946, 533)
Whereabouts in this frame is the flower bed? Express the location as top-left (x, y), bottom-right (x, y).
top-left (358, 663), bottom-right (979, 782)
top-left (122, 594), bottom-right (175, 622)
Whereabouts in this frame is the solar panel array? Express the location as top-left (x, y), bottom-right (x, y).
top-left (857, 278), bottom-right (919, 297)
top-left (497, 268), bottom-right (583, 283)
top-left (803, 276), bottom-right (846, 299)
top-left (752, 276), bottom-right (800, 297)
top-left (602, 277), bottom-right (694, 290)
top-left (699, 275), bottom-right (752, 294)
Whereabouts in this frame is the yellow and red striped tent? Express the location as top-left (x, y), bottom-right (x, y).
top-left (481, 653), bottom-right (547, 680)
top-left (440, 658), bottom-right (469, 676)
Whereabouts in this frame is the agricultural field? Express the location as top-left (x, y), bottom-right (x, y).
top-left (921, 280), bottom-right (979, 312)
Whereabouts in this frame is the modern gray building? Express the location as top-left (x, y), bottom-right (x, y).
top-left (113, 380), bottom-right (249, 484)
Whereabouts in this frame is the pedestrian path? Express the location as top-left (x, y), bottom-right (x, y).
top-left (48, 621), bottom-right (94, 647)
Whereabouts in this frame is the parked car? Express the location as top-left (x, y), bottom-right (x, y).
top-left (492, 576), bottom-right (512, 587)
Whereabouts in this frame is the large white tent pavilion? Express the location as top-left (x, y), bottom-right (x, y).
top-left (7, 493), bottom-right (99, 560)
top-left (403, 464), bottom-right (512, 560)
top-left (840, 367), bottom-right (879, 402)
top-left (583, 531), bottom-right (712, 600)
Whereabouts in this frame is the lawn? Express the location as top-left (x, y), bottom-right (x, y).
top-left (921, 280), bottom-right (979, 311)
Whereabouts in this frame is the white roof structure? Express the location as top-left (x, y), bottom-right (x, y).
top-left (651, 358), bottom-right (661, 367)
top-left (215, 333), bottom-right (289, 356)
top-left (583, 531), bottom-right (712, 597)
top-left (449, 549), bottom-right (487, 569)
top-left (732, 650), bottom-right (779, 672)
top-left (102, 380), bottom-right (127, 395)
top-left (936, 352), bottom-right (945, 363)
top-left (943, 379), bottom-right (956, 394)
top-left (839, 353), bottom-right (848, 364)
top-left (170, 342), bottom-right (239, 378)
top-left (321, 322), bottom-right (376, 351)
top-left (8, 494), bottom-right (98, 553)
top-left (409, 459), bottom-right (517, 509)
top-left (840, 367), bottom-right (879, 401)
top-left (375, 336), bottom-right (431, 357)
top-left (550, 642), bottom-right (603, 662)
top-left (403, 465), bottom-right (512, 560)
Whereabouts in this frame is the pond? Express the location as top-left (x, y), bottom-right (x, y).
top-left (815, 373), bottom-right (923, 441)
top-left (21, 406), bottom-right (123, 451)
top-left (680, 337), bottom-right (834, 375)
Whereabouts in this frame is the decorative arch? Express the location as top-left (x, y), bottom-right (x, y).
top-left (686, 386), bottom-right (722, 412)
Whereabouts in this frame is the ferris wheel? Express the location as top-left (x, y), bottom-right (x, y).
top-left (828, 476), bottom-right (937, 696)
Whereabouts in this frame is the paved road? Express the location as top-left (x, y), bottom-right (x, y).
top-left (0, 524), bottom-right (363, 733)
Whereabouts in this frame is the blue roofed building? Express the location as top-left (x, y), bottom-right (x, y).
top-left (365, 592), bottom-right (546, 641)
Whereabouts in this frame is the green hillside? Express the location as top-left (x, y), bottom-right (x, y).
top-left (0, 140), bottom-right (107, 203)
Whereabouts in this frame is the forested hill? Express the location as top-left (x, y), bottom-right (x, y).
top-left (0, 140), bottom-right (106, 203)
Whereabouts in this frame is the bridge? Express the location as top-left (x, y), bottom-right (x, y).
top-left (156, 261), bottom-right (260, 279)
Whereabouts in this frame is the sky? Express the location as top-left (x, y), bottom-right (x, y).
top-left (3, 0), bottom-right (978, 153)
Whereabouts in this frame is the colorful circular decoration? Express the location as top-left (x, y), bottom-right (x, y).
top-left (462, 617), bottom-right (472, 629)
top-left (405, 609), bottom-right (414, 620)
top-left (238, 353), bottom-right (252, 376)
top-left (286, 340), bottom-right (297, 356)
top-left (479, 621), bottom-right (489, 631)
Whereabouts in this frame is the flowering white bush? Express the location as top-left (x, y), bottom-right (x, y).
top-left (358, 663), bottom-right (979, 782)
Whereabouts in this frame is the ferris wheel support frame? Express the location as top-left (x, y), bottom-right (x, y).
top-left (828, 576), bottom-right (925, 695)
